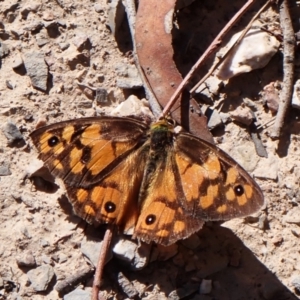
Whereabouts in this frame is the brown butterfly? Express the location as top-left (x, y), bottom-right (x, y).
top-left (30, 116), bottom-right (264, 246)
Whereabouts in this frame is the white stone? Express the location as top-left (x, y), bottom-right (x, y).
top-left (111, 95), bottom-right (153, 117)
top-left (113, 238), bottom-right (137, 262)
top-left (216, 27), bottom-right (280, 80)
top-left (292, 79), bottom-right (300, 109)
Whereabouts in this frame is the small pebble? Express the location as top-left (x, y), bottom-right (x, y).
top-left (0, 162), bottom-right (11, 176)
top-left (59, 42), bottom-right (70, 51)
top-left (43, 11), bottom-right (55, 21)
top-left (200, 279), bottom-right (212, 294)
top-left (95, 88), bottom-right (108, 103)
top-left (291, 276), bottom-right (300, 292)
top-left (81, 236), bottom-right (112, 267)
top-left (42, 255), bottom-right (52, 265)
top-left (12, 54), bottom-right (24, 69)
top-left (229, 106), bottom-right (254, 126)
top-left (263, 82), bottom-right (279, 113)
top-left (59, 253), bottom-right (68, 263)
top-left (16, 251), bottom-right (36, 267)
top-left (283, 207), bottom-right (300, 224)
top-left (217, 27), bottom-right (280, 80)
top-left (72, 32), bottom-right (89, 50)
top-left (94, 4), bottom-right (104, 13)
top-left (64, 288), bottom-right (91, 300)
top-left (23, 51), bottom-right (48, 91)
top-left (0, 42), bottom-right (9, 58)
top-left (292, 79), bottom-right (300, 110)
top-left (271, 236), bottom-right (283, 246)
top-left (20, 226), bottom-right (32, 239)
top-left (1, 121), bottom-right (23, 145)
top-left (113, 238), bottom-right (137, 262)
top-left (118, 272), bottom-right (138, 298)
top-left (27, 265), bottom-right (55, 292)
top-left (40, 239), bottom-right (50, 247)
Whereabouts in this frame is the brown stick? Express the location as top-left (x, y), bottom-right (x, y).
top-left (92, 226), bottom-right (114, 300)
top-left (270, 0), bottom-right (295, 139)
top-left (160, 0), bottom-right (257, 117)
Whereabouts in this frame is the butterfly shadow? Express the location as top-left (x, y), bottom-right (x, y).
top-left (102, 224), bottom-right (298, 300)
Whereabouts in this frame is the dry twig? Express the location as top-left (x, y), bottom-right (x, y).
top-left (92, 226), bottom-right (113, 300)
top-left (270, 0), bottom-right (295, 138)
top-left (55, 265), bottom-right (95, 296)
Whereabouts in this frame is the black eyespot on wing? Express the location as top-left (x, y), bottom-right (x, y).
top-left (80, 147), bottom-right (91, 164)
top-left (104, 201), bottom-right (116, 213)
top-left (145, 214), bottom-right (156, 225)
top-left (48, 136), bottom-right (59, 147)
top-left (234, 185), bottom-right (244, 196)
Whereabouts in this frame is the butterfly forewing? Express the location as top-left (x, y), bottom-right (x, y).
top-left (174, 132), bottom-right (264, 221)
top-left (30, 117), bottom-right (149, 186)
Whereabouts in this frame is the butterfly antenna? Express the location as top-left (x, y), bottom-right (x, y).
top-left (92, 225), bottom-right (114, 300)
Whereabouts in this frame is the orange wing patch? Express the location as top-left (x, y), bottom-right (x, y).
top-left (76, 188), bottom-right (88, 203)
top-left (225, 167), bottom-right (238, 185)
top-left (69, 148), bottom-right (85, 174)
top-left (203, 153), bottom-right (221, 180)
top-left (175, 154), bottom-right (203, 202)
top-left (199, 185), bottom-right (219, 209)
top-left (62, 125), bottom-right (75, 143)
top-left (175, 153), bottom-right (220, 209)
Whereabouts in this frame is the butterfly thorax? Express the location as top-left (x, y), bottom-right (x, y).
top-left (149, 119), bottom-right (174, 152)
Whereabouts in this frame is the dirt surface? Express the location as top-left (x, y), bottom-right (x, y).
top-left (1, 0), bottom-right (300, 299)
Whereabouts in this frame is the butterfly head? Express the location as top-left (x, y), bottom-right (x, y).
top-left (150, 118), bottom-right (175, 132)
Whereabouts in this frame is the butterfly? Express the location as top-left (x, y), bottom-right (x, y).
top-left (30, 116), bottom-right (264, 246)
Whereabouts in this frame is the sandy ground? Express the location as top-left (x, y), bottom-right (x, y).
top-left (1, 0), bottom-right (300, 299)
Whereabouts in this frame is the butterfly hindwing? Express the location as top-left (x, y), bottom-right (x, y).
top-left (174, 132), bottom-right (264, 220)
top-left (133, 149), bottom-right (205, 246)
